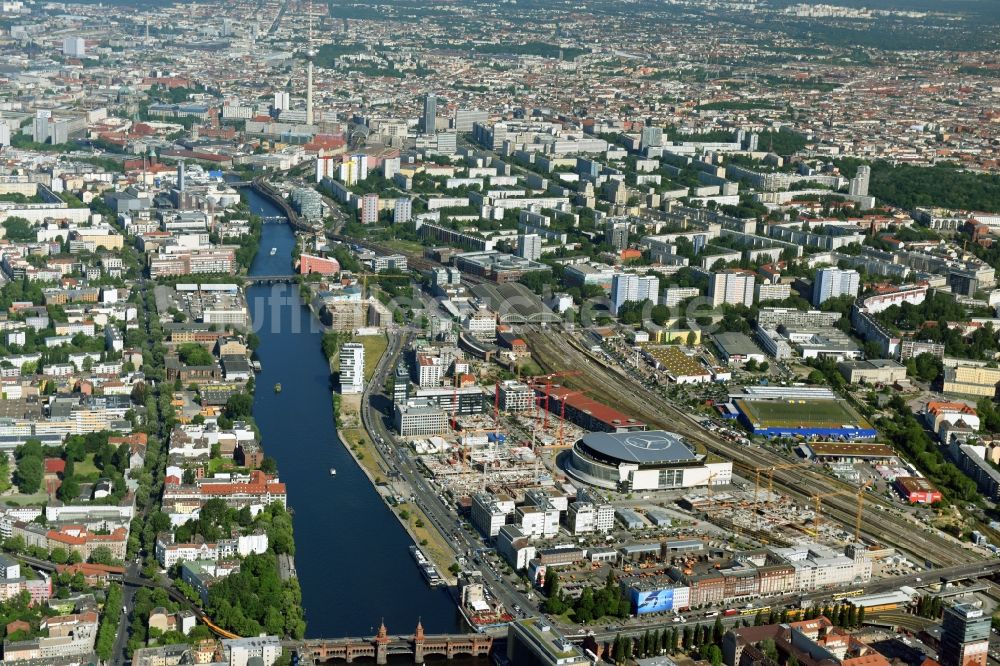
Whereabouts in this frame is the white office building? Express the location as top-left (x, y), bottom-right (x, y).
top-left (471, 492), bottom-right (515, 538)
top-left (62, 36), bottom-right (85, 58)
top-left (383, 157), bottom-right (401, 179)
top-left (394, 197), bottom-right (412, 224)
top-left (708, 270), bottom-right (755, 308)
top-left (567, 502), bottom-right (597, 535)
top-left (576, 488), bottom-right (614, 532)
top-left (417, 355), bottom-right (446, 387)
top-left (661, 287), bottom-right (701, 307)
top-left (516, 234), bottom-right (542, 261)
top-left (339, 343), bottom-right (365, 394)
top-left (223, 637), bottom-right (281, 666)
top-left (812, 268), bottom-right (860, 306)
top-left (849, 165), bottom-right (871, 197)
top-left (273, 91), bottom-right (291, 111)
top-left (611, 274), bottom-right (659, 315)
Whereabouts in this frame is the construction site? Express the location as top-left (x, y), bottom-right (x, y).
top-left (410, 375), bottom-right (592, 502)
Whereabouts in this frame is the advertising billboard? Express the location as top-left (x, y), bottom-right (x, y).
top-left (632, 587), bottom-right (674, 615)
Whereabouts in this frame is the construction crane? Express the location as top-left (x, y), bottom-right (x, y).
top-left (526, 371), bottom-right (582, 431)
top-left (704, 469), bottom-right (722, 506)
top-left (536, 389), bottom-right (584, 449)
top-left (811, 484), bottom-right (870, 541)
top-left (752, 463), bottom-right (804, 511)
top-left (450, 376), bottom-right (460, 428)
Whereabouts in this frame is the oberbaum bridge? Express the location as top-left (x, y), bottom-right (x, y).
top-left (282, 621), bottom-right (493, 664)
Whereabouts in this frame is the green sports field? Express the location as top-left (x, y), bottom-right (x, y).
top-left (735, 398), bottom-right (871, 429)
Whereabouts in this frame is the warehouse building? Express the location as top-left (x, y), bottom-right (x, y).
top-left (535, 385), bottom-right (646, 433)
top-left (713, 332), bottom-right (767, 366)
top-left (838, 359), bottom-right (907, 385)
top-left (894, 476), bottom-right (942, 504)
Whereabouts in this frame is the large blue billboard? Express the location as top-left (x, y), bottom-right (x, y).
top-left (632, 587), bottom-right (674, 615)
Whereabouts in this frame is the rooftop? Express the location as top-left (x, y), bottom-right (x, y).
top-left (579, 430), bottom-right (700, 465)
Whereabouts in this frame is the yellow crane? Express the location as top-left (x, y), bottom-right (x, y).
top-left (811, 483), bottom-right (870, 541)
top-left (752, 463), bottom-right (803, 514)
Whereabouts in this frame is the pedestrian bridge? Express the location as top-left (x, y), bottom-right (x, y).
top-left (284, 622), bottom-right (493, 664)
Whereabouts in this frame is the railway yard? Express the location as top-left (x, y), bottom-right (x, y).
top-left (331, 237), bottom-right (982, 571)
top-left (521, 327), bottom-right (981, 569)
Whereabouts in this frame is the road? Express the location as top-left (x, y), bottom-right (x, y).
top-left (111, 561), bottom-right (141, 666)
top-left (359, 327), bottom-right (535, 632)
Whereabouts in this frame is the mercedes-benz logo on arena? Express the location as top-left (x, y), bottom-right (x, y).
top-left (624, 433), bottom-right (675, 451)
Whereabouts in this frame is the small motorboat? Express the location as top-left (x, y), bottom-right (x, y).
top-left (329, 468), bottom-right (336, 476)
top-left (270, 247), bottom-right (277, 255)
top-left (274, 383), bottom-right (282, 393)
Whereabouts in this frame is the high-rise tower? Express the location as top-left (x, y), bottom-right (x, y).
top-left (421, 93), bottom-right (436, 135)
top-left (941, 603), bottom-right (990, 666)
top-left (305, 0), bottom-right (315, 125)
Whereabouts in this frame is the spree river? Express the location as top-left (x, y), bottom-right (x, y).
top-left (242, 189), bottom-right (462, 639)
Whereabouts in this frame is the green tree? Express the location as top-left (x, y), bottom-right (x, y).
top-left (543, 569), bottom-right (559, 598)
top-left (57, 476), bottom-right (80, 502)
top-left (2, 217), bottom-right (35, 242)
top-left (224, 393), bottom-right (254, 419)
top-left (3, 536), bottom-right (24, 554)
top-left (177, 343), bottom-right (214, 366)
top-left (95, 583), bottom-right (123, 659)
top-left (89, 545), bottom-right (116, 565)
top-left (13, 454), bottom-right (42, 494)
top-left (613, 635), bottom-right (625, 664)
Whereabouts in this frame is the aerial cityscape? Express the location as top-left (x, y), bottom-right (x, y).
top-left (0, 0), bottom-right (999, 664)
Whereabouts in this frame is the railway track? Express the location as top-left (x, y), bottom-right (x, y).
top-left (326, 233), bottom-right (439, 272)
top-left (523, 328), bottom-right (979, 568)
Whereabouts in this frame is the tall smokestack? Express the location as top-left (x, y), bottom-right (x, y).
top-left (177, 160), bottom-right (185, 192)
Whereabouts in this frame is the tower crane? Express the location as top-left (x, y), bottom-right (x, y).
top-left (526, 371), bottom-right (582, 431)
top-left (811, 483), bottom-right (870, 541)
top-left (752, 463), bottom-right (805, 512)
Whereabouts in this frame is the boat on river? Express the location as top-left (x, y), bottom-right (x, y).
top-left (409, 545), bottom-right (444, 587)
top-left (274, 383), bottom-right (282, 393)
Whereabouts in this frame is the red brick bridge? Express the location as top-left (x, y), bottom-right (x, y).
top-left (284, 621), bottom-right (494, 664)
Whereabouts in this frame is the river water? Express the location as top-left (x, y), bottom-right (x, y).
top-left (241, 189), bottom-right (464, 640)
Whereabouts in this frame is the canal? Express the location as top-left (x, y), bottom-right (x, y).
top-left (242, 189), bottom-right (463, 638)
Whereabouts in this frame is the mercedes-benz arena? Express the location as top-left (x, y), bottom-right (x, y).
top-left (567, 431), bottom-right (733, 492)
